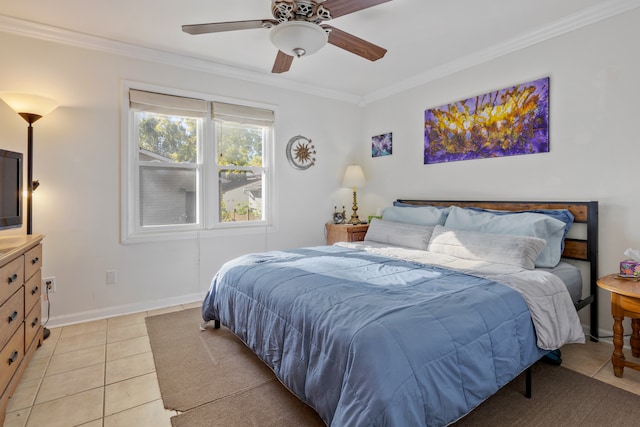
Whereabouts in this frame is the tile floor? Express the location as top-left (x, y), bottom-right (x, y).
top-left (3, 302), bottom-right (201, 427)
top-left (4, 305), bottom-right (640, 427)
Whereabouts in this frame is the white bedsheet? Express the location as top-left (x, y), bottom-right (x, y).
top-left (336, 241), bottom-right (585, 350)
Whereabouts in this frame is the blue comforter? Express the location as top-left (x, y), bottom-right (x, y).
top-left (202, 245), bottom-right (546, 426)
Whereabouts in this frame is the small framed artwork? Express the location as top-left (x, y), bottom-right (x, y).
top-left (372, 132), bottom-right (392, 157)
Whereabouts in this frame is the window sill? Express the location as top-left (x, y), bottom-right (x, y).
top-left (121, 222), bottom-right (273, 245)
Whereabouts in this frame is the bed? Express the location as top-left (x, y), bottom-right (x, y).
top-left (201, 200), bottom-right (598, 426)
top-left (393, 199), bottom-right (599, 339)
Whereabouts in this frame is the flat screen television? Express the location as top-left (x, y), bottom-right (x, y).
top-left (0, 149), bottom-right (23, 230)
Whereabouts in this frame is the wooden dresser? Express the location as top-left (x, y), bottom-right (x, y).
top-left (0, 234), bottom-right (44, 425)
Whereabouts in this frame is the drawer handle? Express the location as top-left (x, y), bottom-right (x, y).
top-left (8, 311), bottom-right (18, 323)
top-left (31, 256), bottom-right (40, 265)
top-left (32, 285), bottom-right (39, 295)
top-left (8, 350), bottom-right (19, 365)
top-left (7, 273), bottom-right (18, 284)
top-left (31, 317), bottom-right (39, 328)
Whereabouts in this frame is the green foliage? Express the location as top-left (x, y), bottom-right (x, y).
top-left (217, 123), bottom-right (263, 167)
top-left (137, 115), bottom-right (264, 168)
top-left (225, 200), bottom-right (262, 222)
top-left (220, 199), bottom-right (232, 222)
top-left (138, 113), bottom-right (197, 163)
top-left (234, 201), bottom-right (249, 215)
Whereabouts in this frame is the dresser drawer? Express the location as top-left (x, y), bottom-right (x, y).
top-left (25, 302), bottom-right (42, 349)
top-left (24, 271), bottom-right (42, 314)
top-left (24, 244), bottom-right (42, 281)
top-left (0, 323), bottom-right (24, 395)
top-left (0, 289), bottom-right (24, 351)
top-left (0, 257), bottom-right (24, 306)
top-left (351, 231), bottom-right (367, 242)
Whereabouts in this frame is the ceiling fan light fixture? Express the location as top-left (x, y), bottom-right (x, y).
top-left (269, 21), bottom-right (328, 58)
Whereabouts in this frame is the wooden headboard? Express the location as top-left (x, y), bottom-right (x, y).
top-left (396, 199), bottom-right (599, 340)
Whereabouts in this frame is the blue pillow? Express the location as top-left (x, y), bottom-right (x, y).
top-left (393, 201), bottom-right (449, 209)
top-left (466, 207), bottom-right (574, 252)
top-left (444, 206), bottom-right (568, 267)
top-left (382, 206), bottom-right (449, 226)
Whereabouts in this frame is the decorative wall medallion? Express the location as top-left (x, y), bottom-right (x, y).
top-left (286, 135), bottom-right (316, 170)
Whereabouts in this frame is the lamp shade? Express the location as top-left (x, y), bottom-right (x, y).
top-left (342, 165), bottom-right (366, 188)
top-left (270, 21), bottom-right (328, 58)
top-left (0, 93), bottom-right (59, 118)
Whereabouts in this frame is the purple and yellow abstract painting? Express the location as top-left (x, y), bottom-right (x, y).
top-left (424, 77), bottom-right (549, 164)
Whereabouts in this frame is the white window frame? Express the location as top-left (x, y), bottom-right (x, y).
top-left (120, 82), bottom-right (275, 244)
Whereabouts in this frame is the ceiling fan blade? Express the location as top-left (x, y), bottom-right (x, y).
top-left (322, 0), bottom-right (392, 19)
top-left (272, 51), bottom-right (294, 73)
top-left (182, 19), bottom-right (276, 35)
top-left (323, 25), bottom-right (386, 61)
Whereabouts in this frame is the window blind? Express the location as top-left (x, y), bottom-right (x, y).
top-left (212, 101), bottom-right (274, 127)
top-left (129, 89), bottom-right (208, 118)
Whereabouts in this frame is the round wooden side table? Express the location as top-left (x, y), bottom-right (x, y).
top-left (597, 273), bottom-right (640, 377)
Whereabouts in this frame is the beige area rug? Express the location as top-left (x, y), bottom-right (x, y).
top-left (147, 308), bottom-right (640, 427)
top-left (145, 307), bottom-right (324, 427)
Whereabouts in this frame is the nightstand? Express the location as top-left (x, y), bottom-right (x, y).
top-left (597, 274), bottom-right (640, 377)
top-left (325, 223), bottom-right (369, 245)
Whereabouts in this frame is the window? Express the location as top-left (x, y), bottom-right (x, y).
top-left (123, 86), bottom-right (274, 242)
top-left (213, 102), bottom-right (272, 224)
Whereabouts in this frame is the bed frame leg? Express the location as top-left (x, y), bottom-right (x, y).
top-left (199, 320), bottom-right (221, 330)
top-left (525, 367), bottom-right (532, 398)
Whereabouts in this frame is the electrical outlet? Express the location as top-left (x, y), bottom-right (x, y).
top-left (42, 277), bottom-right (56, 293)
top-left (106, 270), bottom-right (118, 285)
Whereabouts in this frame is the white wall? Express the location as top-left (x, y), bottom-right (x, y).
top-left (358, 9), bottom-right (640, 334)
top-left (0, 31), bottom-right (361, 326)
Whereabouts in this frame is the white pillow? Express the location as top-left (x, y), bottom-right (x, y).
top-left (365, 219), bottom-right (435, 250)
top-left (427, 225), bottom-right (546, 270)
top-left (381, 206), bottom-right (449, 226)
top-left (444, 206), bottom-right (566, 267)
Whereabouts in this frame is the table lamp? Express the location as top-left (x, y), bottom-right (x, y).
top-left (342, 165), bottom-right (366, 225)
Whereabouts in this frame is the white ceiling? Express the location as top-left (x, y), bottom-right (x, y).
top-left (0, 0), bottom-right (636, 103)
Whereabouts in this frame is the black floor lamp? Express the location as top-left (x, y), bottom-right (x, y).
top-left (0, 92), bottom-right (58, 339)
top-left (0, 93), bottom-right (58, 233)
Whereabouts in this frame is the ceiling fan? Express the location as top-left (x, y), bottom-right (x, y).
top-left (182, 0), bottom-right (391, 73)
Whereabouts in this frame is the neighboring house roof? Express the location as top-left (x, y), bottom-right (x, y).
top-left (139, 149), bottom-right (174, 163)
top-left (140, 148), bottom-right (262, 194)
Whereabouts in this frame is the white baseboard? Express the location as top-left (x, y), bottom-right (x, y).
top-left (42, 292), bottom-right (206, 328)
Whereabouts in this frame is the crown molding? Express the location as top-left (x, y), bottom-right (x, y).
top-left (362, 0), bottom-right (640, 104)
top-left (0, 14), bottom-right (362, 105)
top-left (1, 0), bottom-right (638, 107)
